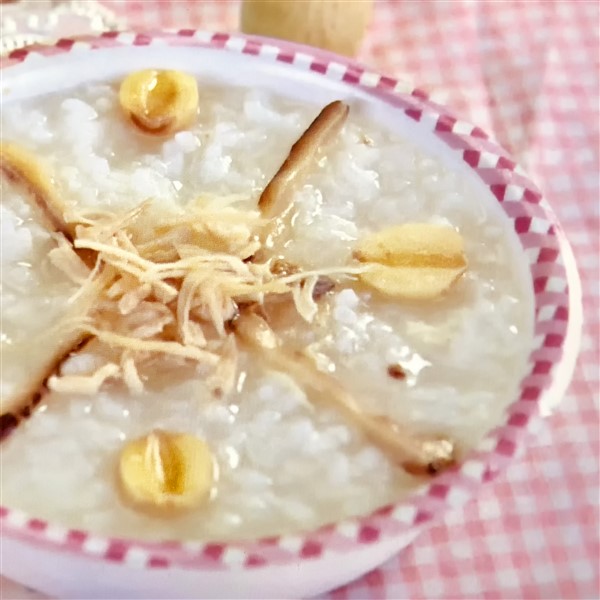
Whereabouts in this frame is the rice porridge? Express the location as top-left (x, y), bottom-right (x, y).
top-left (0, 72), bottom-right (533, 541)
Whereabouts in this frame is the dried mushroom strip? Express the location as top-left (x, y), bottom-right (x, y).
top-left (233, 312), bottom-right (456, 476)
top-left (0, 144), bottom-right (104, 432)
top-left (0, 142), bottom-right (77, 241)
top-left (0, 300), bottom-right (102, 437)
top-left (0, 333), bottom-right (93, 440)
top-left (248, 101), bottom-right (464, 476)
top-left (0, 270), bottom-right (110, 431)
top-left (253, 102), bottom-right (351, 309)
top-left (258, 100), bottom-right (349, 246)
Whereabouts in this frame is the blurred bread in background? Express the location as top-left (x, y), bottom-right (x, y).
top-left (240, 0), bottom-right (373, 57)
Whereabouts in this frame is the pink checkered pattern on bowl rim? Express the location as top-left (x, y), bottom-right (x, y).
top-left (0, 30), bottom-right (572, 571)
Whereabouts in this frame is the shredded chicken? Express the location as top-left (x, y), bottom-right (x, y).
top-left (0, 155), bottom-right (358, 402)
top-left (121, 352), bottom-right (144, 396)
top-left (43, 198), bottom-right (362, 396)
top-left (205, 335), bottom-right (239, 398)
top-left (1, 107), bottom-right (355, 404)
top-left (48, 363), bottom-right (121, 395)
top-left (47, 234), bottom-right (91, 285)
top-left (293, 275), bottom-right (319, 322)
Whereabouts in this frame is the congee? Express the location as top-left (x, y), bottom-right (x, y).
top-left (0, 70), bottom-right (533, 540)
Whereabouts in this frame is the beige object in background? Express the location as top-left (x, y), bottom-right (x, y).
top-left (240, 0), bottom-right (373, 57)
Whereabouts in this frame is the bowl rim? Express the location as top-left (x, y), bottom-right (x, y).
top-left (0, 29), bottom-right (581, 572)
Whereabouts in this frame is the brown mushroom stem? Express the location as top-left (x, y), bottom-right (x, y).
top-left (258, 100), bottom-right (349, 246)
top-left (0, 270), bottom-right (108, 432)
top-left (0, 334), bottom-right (92, 440)
top-left (0, 142), bottom-right (77, 241)
top-left (232, 312), bottom-right (456, 476)
top-left (0, 146), bottom-right (104, 433)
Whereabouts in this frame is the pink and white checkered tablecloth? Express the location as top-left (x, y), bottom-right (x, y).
top-left (1, 1), bottom-right (598, 599)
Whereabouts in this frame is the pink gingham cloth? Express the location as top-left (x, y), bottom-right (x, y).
top-left (1, 1), bottom-right (598, 599)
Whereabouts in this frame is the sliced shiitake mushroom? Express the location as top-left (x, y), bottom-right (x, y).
top-left (0, 143), bottom-right (101, 431)
top-left (0, 333), bottom-right (93, 440)
top-left (0, 142), bottom-right (76, 241)
top-left (232, 311), bottom-right (456, 476)
top-left (258, 100), bottom-right (349, 245)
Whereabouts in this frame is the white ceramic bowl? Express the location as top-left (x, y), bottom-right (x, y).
top-left (0, 31), bottom-right (582, 600)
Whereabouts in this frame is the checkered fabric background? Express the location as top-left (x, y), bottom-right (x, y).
top-left (1, 1), bottom-right (598, 599)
